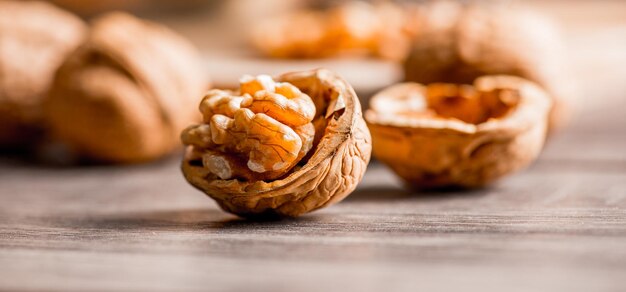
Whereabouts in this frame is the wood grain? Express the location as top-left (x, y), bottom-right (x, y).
top-left (1, 1), bottom-right (626, 291)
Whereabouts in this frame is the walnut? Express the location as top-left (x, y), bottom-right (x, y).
top-left (403, 3), bottom-right (569, 130)
top-left (183, 75), bottom-right (315, 181)
top-left (43, 12), bottom-right (207, 163)
top-left (0, 1), bottom-right (86, 148)
top-left (182, 69), bottom-right (372, 218)
top-left (365, 75), bottom-right (551, 189)
top-left (250, 1), bottom-right (411, 60)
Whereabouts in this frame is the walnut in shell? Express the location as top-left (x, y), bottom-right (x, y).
top-left (43, 12), bottom-right (207, 163)
top-left (365, 76), bottom-right (552, 189)
top-left (182, 69), bottom-right (372, 217)
top-left (404, 4), bottom-right (569, 130)
top-left (0, 1), bottom-right (86, 148)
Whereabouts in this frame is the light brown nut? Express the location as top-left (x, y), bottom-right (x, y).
top-left (182, 69), bottom-right (372, 218)
top-left (366, 75), bottom-right (552, 189)
top-left (403, 4), bottom-right (570, 131)
top-left (43, 12), bottom-right (207, 163)
top-left (241, 82), bottom-right (316, 127)
top-left (0, 1), bottom-right (86, 148)
top-left (211, 108), bottom-right (304, 178)
top-left (184, 75), bottom-right (315, 181)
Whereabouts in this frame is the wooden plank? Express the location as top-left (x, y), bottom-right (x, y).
top-left (0, 156), bottom-right (625, 291)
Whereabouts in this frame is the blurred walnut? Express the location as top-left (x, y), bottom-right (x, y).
top-left (44, 12), bottom-right (207, 163)
top-left (404, 3), bottom-right (569, 130)
top-left (251, 1), bottom-right (412, 60)
top-left (182, 69), bottom-right (371, 218)
top-left (0, 1), bottom-right (86, 148)
top-left (366, 76), bottom-right (552, 189)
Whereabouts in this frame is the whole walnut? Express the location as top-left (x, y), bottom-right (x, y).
top-left (404, 3), bottom-right (569, 130)
top-left (182, 69), bottom-right (372, 218)
top-left (0, 1), bottom-right (86, 148)
top-left (43, 12), bottom-right (207, 163)
top-left (366, 76), bottom-right (552, 189)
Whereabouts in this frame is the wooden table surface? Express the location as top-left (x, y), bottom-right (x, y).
top-left (1, 1), bottom-right (626, 291)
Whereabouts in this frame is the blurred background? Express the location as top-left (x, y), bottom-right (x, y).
top-left (1, 0), bottom-right (624, 163)
top-left (41, 0), bottom-right (626, 95)
top-left (1, 0), bottom-right (625, 163)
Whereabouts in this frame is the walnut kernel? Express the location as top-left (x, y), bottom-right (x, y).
top-left (250, 2), bottom-right (411, 60)
top-left (182, 75), bottom-right (316, 181)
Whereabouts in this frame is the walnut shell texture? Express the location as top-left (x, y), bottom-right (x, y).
top-left (0, 1), bottom-right (86, 147)
top-left (182, 69), bottom-right (372, 218)
top-left (404, 3), bottom-right (568, 130)
top-left (44, 12), bottom-right (207, 163)
top-left (366, 76), bottom-right (552, 189)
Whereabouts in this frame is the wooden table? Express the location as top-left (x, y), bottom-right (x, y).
top-left (1, 1), bottom-right (625, 291)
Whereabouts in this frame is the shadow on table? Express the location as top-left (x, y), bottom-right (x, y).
top-left (345, 185), bottom-right (489, 203)
top-left (60, 186), bottom-right (492, 231)
top-left (60, 208), bottom-right (228, 230)
top-left (63, 208), bottom-right (326, 231)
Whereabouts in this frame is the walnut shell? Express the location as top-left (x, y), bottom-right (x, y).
top-left (365, 76), bottom-right (551, 189)
top-left (182, 69), bottom-right (372, 218)
top-left (0, 1), bottom-right (86, 148)
top-left (43, 12), bottom-right (207, 163)
top-left (404, 4), bottom-right (568, 130)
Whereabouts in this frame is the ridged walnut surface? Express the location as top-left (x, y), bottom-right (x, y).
top-left (182, 69), bottom-right (372, 218)
top-left (404, 3), bottom-right (568, 130)
top-left (44, 12), bottom-right (207, 163)
top-left (0, 1), bottom-right (86, 147)
top-left (366, 76), bottom-right (552, 189)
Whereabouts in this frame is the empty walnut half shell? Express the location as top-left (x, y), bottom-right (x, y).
top-left (182, 69), bottom-right (372, 218)
top-left (365, 76), bottom-right (551, 189)
top-left (0, 1), bottom-right (86, 148)
top-left (43, 12), bottom-right (207, 163)
top-left (404, 4), bottom-right (569, 131)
